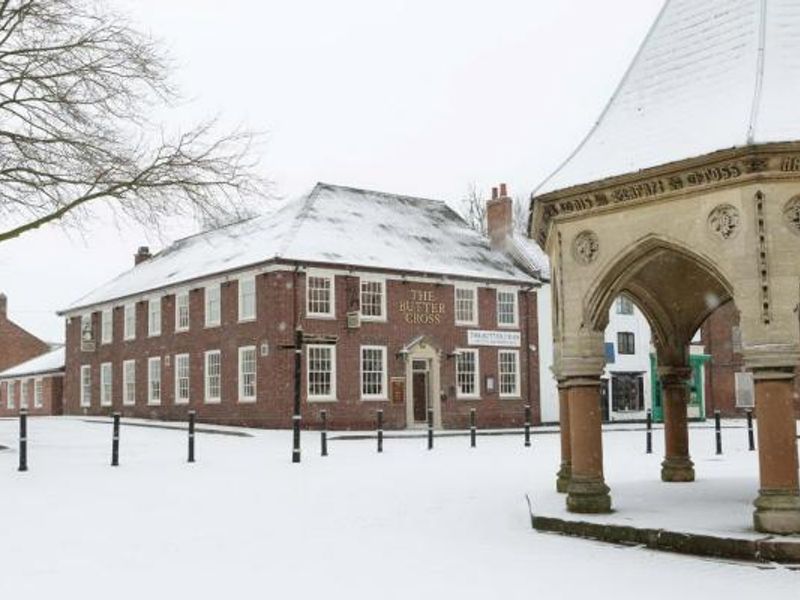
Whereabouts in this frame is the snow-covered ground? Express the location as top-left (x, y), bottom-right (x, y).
top-left (0, 417), bottom-right (797, 599)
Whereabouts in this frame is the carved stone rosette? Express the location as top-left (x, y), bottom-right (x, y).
top-left (707, 204), bottom-right (740, 240)
top-left (571, 231), bottom-right (599, 265)
top-left (784, 196), bottom-right (800, 235)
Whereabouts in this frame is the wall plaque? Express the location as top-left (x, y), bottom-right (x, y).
top-left (390, 378), bottom-right (405, 404)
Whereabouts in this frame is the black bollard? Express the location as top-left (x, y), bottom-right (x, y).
top-left (427, 407), bottom-right (434, 450)
top-left (470, 408), bottom-right (476, 448)
top-left (320, 410), bottom-right (328, 457)
top-left (377, 409), bottom-right (384, 453)
top-left (111, 412), bottom-right (120, 467)
top-left (646, 409), bottom-right (653, 454)
top-left (746, 409), bottom-right (755, 451)
top-left (524, 404), bottom-right (532, 448)
top-left (188, 410), bottom-right (196, 463)
top-left (715, 409), bottom-right (722, 455)
top-left (18, 409), bottom-right (27, 472)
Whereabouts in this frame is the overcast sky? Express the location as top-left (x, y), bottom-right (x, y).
top-left (0, 0), bottom-right (664, 342)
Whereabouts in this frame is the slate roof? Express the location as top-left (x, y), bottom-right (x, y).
top-left (63, 183), bottom-right (547, 313)
top-left (536, 0), bottom-right (800, 196)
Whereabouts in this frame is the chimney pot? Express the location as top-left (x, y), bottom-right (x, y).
top-left (499, 183), bottom-right (508, 197)
top-left (491, 187), bottom-right (498, 200)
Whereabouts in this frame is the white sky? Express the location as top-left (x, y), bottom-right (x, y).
top-left (0, 0), bottom-right (664, 342)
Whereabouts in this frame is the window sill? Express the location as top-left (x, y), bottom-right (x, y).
top-left (148, 333), bottom-right (161, 338)
top-left (456, 396), bottom-right (481, 401)
top-left (174, 400), bottom-right (190, 406)
top-left (455, 321), bottom-right (478, 328)
top-left (306, 314), bottom-right (336, 321)
top-left (175, 328), bottom-right (189, 334)
top-left (308, 397), bottom-right (337, 403)
top-left (360, 316), bottom-right (387, 324)
top-left (361, 396), bottom-right (388, 402)
top-left (238, 317), bottom-right (256, 324)
top-left (500, 395), bottom-right (522, 401)
top-left (204, 398), bottom-right (222, 404)
top-left (147, 400), bottom-right (161, 406)
top-left (238, 397), bottom-right (257, 404)
top-left (204, 323), bottom-right (221, 329)
top-left (497, 323), bottom-right (519, 330)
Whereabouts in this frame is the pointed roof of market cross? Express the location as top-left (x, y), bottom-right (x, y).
top-left (534, 0), bottom-right (800, 196)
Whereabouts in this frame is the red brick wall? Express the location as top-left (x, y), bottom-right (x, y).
top-left (702, 301), bottom-right (800, 418)
top-left (0, 374), bottom-right (64, 417)
top-left (0, 311), bottom-right (50, 372)
top-left (63, 269), bottom-right (540, 430)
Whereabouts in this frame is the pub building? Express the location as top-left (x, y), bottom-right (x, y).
top-left (58, 183), bottom-right (548, 429)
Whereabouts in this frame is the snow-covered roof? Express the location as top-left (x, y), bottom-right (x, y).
top-left (535, 0), bottom-right (800, 196)
top-left (0, 347), bottom-right (65, 380)
top-left (64, 183), bottom-right (544, 312)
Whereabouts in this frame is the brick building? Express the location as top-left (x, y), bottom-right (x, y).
top-left (58, 183), bottom-right (548, 429)
top-left (0, 347), bottom-right (65, 417)
top-left (0, 293), bottom-right (51, 373)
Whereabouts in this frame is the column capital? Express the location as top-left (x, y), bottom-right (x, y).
top-left (559, 354), bottom-right (605, 383)
top-left (657, 366), bottom-right (693, 388)
top-left (742, 344), bottom-right (799, 381)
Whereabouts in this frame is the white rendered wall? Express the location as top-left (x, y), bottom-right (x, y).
top-left (536, 284), bottom-right (559, 423)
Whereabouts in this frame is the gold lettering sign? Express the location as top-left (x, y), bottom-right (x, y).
top-left (399, 289), bottom-right (446, 325)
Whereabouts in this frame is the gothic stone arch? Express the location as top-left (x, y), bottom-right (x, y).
top-left (533, 145), bottom-right (800, 533)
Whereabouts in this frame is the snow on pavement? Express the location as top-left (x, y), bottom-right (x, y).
top-left (0, 417), bottom-right (796, 599)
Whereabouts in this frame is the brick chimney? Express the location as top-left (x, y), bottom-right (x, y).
top-left (134, 246), bottom-right (152, 266)
top-left (487, 183), bottom-right (513, 248)
top-left (0, 293), bottom-right (6, 318)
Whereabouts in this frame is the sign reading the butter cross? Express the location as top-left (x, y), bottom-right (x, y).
top-left (399, 290), bottom-right (446, 324)
top-left (467, 330), bottom-right (521, 347)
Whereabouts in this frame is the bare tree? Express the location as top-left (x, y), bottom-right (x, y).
top-left (459, 183), bottom-right (530, 237)
top-left (0, 0), bottom-right (269, 245)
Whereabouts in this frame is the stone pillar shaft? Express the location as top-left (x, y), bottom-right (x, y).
top-left (566, 379), bottom-right (611, 513)
top-left (556, 384), bottom-right (571, 493)
top-left (659, 367), bottom-right (695, 482)
top-left (753, 375), bottom-right (800, 534)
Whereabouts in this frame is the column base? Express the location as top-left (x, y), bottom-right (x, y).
top-left (753, 489), bottom-right (800, 534)
top-left (566, 476), bottom-right (612, 514)
top-left (661, 457), bottom-right (695, 482)
top-left (556, 462), bottom-right (571, 494)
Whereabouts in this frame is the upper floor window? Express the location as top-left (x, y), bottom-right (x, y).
top-left (238, 276), bottom-right (256, 322)
top-left (124, 303), bottom-right (136, 340)
top-left (307, 272), bottom-right (334, 318)
top-left (454, 287), bottom-right (477, 326)
top-left (148, 297), bottom-right (161, 337)
top-left (360, 278), bottom-right (385, 320)
top-left (101, 309), bottom-right (113, 344)
top-left (455, 349), bottom-right (480, 399)
top-left (496, 289), bottom-right (518, 328)
top-left (175, 291), bottom-right (190, 332)
top-left (617, 331), bottom-right (636, 355)
top-left (616, 296), bottom-right (634, 315)
top-left (205, 284), bottom-right (221, 327)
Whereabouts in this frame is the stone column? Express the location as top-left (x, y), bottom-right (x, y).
top-left (556, 382), bottom-right (571, 493)
top-left (566, 377), bottom-right (612, 513)
top-left (752, 369), bottom-right (800, 534)
top-left (658, 366), bottom-right (695, 482)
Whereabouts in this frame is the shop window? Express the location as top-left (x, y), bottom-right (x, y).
top-left (611, 373), bottom-right (644, 412)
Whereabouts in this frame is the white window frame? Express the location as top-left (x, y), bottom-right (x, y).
top-left (148, 357), bottom-right (161, 406)
top-left (20, 379), bottom-right (29, 409)
top-left (7, 380), bottom-right (15, 409)
top-left (306, 344), bottom-right (337, 401)
top-left (238, 276), bottom-right (256, 322)
top-left (238, 346), bottom-right (257, 403)
top-left (100, 362), bottom-right (113, 407)
top-left (496, 288), bottom-right (519, 328)
top-left (205, 284), bottom-right (221, 328)
top-left (204, 350), bottom-right (222, 403)
top-left (454, 285), bottom-right (478, 326)
top-left (360, 345), bottom-right (388, 400)
top-left (123, 360), bottom-right (136, 406)
top-left (498, 349), bottom-right (521, 398)
top-left (80, 365), bottom-right (91, 407)
top-left (455, 348), bottom-right (480, 399)
top-left (148, 297), bottom-right (162, 337)
top-left (359, 276), bottom-right (387, 322)
top-left (33, 378), bottom-right (43, 409)
top-left (306, 270), bottom-right (335, 319)
top-left (124, 303), bottom-right (136, 341)
top-left (101, 308), bottom-right (113, 344)
top-left (175, 353), bottom-right (190, 405)
top-left (175, 291), bottom-right (190, 333)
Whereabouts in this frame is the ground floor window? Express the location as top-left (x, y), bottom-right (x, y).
top-left (34, 379), bottom-right (43, 409)
top-left (148, 357), bottom-right (161, 405)
top-left (238, 346), bottom-right (256, 402)
top-left (307, 345), bottom-right (336, 400)
top-left (498, 350), bottom-right (520, 397)
top-left (611, 372), bottom-right (644, 412)
top-left (80, 366), bottom-right (91, 407)
top-left (205, 350), bottom-right (221, 403)
top-left (20, 379), bottom-right (29, 409)
top-left (123, 360), bottom-right (136, 406)
top-left (361, 346), bottom-right (387, 399)
top-left (101, 363), bottom-right (112, 407)
top-left (455, 349), bottom-right (479, 398)
top-left (175, 354), bottom-right (190, 404)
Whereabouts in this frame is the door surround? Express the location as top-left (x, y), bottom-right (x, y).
top-left (403, 336), bottom-right (442, 429)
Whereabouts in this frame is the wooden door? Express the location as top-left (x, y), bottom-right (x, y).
top-left (412, 372), bottom-right (428, 422)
